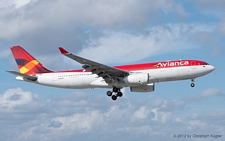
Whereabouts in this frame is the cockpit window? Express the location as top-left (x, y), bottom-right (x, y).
top-left (203, 63), bottom-right (209, 65)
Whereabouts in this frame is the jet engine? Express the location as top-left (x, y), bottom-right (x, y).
top-left (130, 83), bottom-right (155, 92)
top-left (123, 73), bottom-right (149, 85)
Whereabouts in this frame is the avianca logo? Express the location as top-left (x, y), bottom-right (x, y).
top-left (19, 60), bottom-right (39, 74)
top-left (155, 61), bottom-right (189, 67)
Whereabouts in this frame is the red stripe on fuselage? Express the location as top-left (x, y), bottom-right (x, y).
top-left (115, 60), bottom-right (206, 71)
top-left (55, 60), bottom-right (208, 73)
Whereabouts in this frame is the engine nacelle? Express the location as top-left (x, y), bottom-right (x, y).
top-left (123, 73), bottom-right (149, 85)
top-left (130, 83), bottom-right (155, 92)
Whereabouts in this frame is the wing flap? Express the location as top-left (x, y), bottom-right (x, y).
top-left (59, 47), bottom-right (129, 80)
top-left (7, 71), bottom-right (38, 81)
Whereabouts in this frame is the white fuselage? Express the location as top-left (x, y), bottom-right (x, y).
top-left (17, 65), bottom-right (214, 89)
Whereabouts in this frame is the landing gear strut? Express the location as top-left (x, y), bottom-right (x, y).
top-left (191, 78), bottom-right (195, 87)
top-left (106, 87), bottom-right (123, 101)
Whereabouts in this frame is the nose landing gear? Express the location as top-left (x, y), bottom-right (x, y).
top-left (106, 87), bottom-right (123, 101)
top-left (191, 78), bottom-right (195, 87)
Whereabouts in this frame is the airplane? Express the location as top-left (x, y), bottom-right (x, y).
top-left (7, 46), bottom-right (215, 100)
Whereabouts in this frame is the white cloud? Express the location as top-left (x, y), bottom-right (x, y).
top-left (14, 0), bottom-right (31, 8)
top-left (0, 0), bottom-right (225, 140)
top-left (0, 87), bottom-right (38, 108)
top-left (0, 0), bottom-right (31, 9)
top-left (132, 106), bottom-right (150, 120)
top-left (151, 108), bottom-right (171, 123)
top-left (188, 120), bottom-right (207, 130)
top-left (160, 1), bottom-right (189, 18)
top-left (55, 110), bottom-right (102, 133)
top-left (186, 88), bottom-right (221, 101)
top-left (199, 88), bottom-right (220, 98)
top-left (0, 0), bottom-right (190, 53)
top-left (0, 0), bottom-right (159, 40)
top-left (152, 97), bottom-right (164, 107)
top-left (78, 23), bottom-right (215, 64)
top-left (0, 87), bottom-right (224, 141)
top-left (0, 0), bottom-right (219, 69)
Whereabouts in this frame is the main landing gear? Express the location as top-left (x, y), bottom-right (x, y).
top-left (191, 78), bottom-right (195, 87)
top-left (106, 87), bottom-right (123, 101)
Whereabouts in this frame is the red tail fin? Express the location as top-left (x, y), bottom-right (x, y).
top-left (10, 46), bottom-right (53, 74)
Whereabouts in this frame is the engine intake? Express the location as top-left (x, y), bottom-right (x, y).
top-left (123, 73), bottom-right (149, 85)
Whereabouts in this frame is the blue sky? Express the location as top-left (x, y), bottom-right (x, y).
top-left (0, 0), bottom-right (225, 141)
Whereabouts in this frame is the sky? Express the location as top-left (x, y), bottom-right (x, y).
top-left (0, 0), bottom-right (225, 141)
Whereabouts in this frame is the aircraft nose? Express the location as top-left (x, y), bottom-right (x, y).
top-left (209, 65), bottom-right (215, 72)
top-left (211, 65), bottom-right (215, 71)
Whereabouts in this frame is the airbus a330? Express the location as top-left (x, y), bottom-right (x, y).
top-left (7, 46), bottom-right (215, 100)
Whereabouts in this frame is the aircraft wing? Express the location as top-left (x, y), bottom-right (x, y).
top-left (7, 71), bottom-right (37, 81)
top-left (59, 47), bottom-right (129, 82)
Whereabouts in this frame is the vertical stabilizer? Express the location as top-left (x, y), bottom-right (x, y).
top-left (10, 46), bottom-right (53, 74)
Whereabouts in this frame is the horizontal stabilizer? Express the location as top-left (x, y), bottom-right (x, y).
top-left (7, 71), bottom-right (37, 81)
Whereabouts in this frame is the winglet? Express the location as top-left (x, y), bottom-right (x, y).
top-left (59, 47), bottom-right (69, 54)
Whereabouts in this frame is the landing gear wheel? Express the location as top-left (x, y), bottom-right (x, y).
top-left (113, 87), bottom-right (119, 92)
top-left (108, 87), bottom-right (122, 100)
top-left (117, 92), bottom-right (123, 97)
top-left (191, 83), bottom-right (195, 87)
top-left (106, 91), bottom-right (112, 96)
top-left (112, 95), bottom-right (117, 101)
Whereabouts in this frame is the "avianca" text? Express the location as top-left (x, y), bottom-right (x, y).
top-left (157, 61), bottom-right (189, 67)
